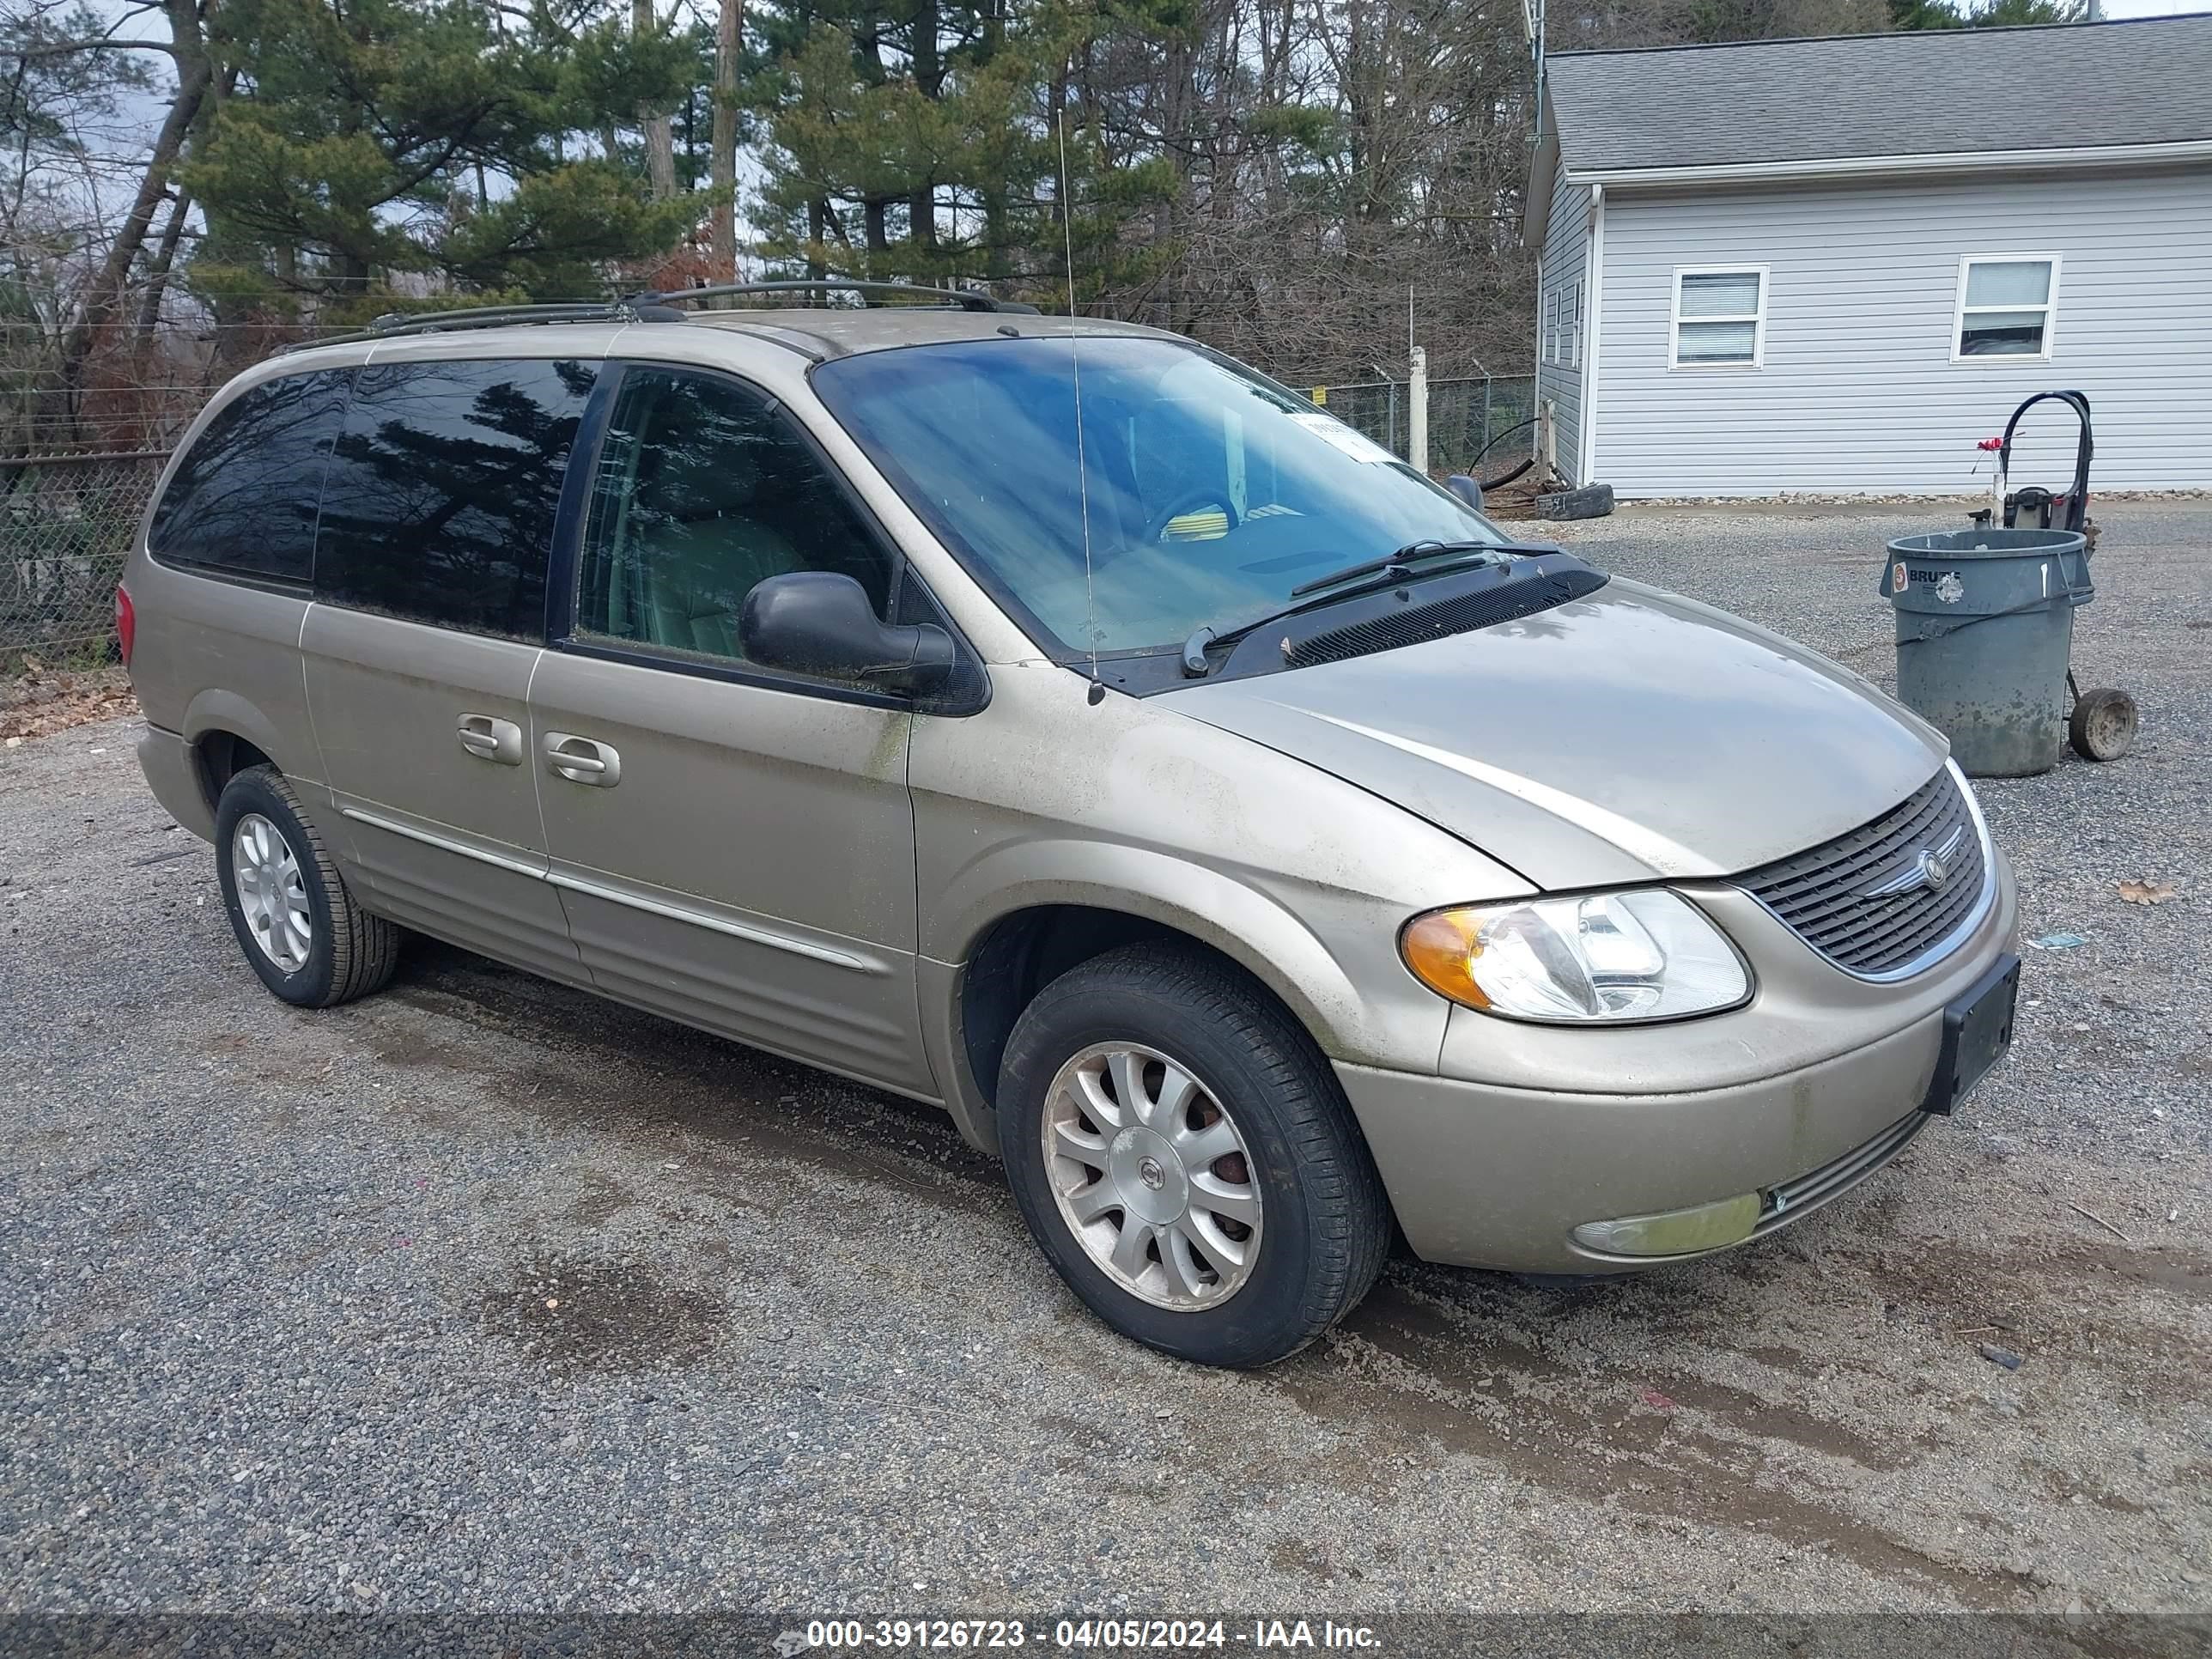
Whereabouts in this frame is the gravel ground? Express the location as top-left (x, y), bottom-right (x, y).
top-left (3, 504), bottom-right (2208, 1624)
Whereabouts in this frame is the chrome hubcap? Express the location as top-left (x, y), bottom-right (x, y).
top-left (1042, 1042), bottom-right (1262, 1310)
top-left (231, 812), bottom-right (312, 972)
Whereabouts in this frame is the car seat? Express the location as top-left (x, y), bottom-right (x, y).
top-left (623, 438), bottom-right (801, 659)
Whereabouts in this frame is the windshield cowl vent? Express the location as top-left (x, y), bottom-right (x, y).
top-left (1281, 568), bottom-right (1609, 669)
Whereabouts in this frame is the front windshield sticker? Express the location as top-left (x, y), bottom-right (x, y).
top-left (1286, 410), bottom-right (1395, 465)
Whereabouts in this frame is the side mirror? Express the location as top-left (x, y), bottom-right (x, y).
top-left (739, 570), bottom-right (955, 696)
top-left (1444, 473), bottom-right (1483, 511)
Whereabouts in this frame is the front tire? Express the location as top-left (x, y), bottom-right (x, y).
top-left (214, 764), bottom-right (400, 1008)
top-left (999, 944), bottom-right (1389, 1367)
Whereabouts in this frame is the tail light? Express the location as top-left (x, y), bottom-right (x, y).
top-left (115, 582), bottom-right (137, 667)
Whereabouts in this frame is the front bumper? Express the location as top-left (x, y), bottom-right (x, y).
top-left (1335, 852), bottom-right (2019, 1275)
top-left (1335, 1018), bottom-right (1949, 1273)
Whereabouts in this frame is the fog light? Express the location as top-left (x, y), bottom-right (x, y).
top-left (1571, 1191), bottom-right (1763, 1257)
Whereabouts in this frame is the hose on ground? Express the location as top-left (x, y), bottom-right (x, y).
top-left (1477, 454), bottom-right (1536, 491)
top-left (1468, 416), bottom-right (1539, 491)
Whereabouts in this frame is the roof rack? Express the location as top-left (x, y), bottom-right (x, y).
top-left (277, 299), bottom-right (679, 355)
top-left (274, 280), bottom-right (1039, 356)
top-left (629, 278), bottom-right (1038, 315)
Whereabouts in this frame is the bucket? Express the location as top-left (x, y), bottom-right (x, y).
top-left (1881, 528), bottom-right (2093, 779)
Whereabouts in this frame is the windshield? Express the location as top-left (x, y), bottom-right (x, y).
top-left (811, 336), bottom-right (1506, 656)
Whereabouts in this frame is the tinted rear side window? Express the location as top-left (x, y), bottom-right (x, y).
top-left (148, 368), bottom-right (351, 584)
top-left (313, 357), bottom-right (597, 638)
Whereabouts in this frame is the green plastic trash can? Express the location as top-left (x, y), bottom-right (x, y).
top-left (1881, 528), bottom-right (2092, 779)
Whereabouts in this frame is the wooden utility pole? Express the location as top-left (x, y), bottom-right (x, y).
top-left (1408, 345), bottom-right (1428, 477)
top-left (637, 0), bottom-right (677, 200)
top-left (710, 0), bottom-right (743, 276)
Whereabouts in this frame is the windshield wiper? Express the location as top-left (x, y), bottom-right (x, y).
top-left (1289, 538), bottom-right (1548, 598)
top-left (1176, 546), bottom-right (1522, 681)
top-left (1179, 540), bottom-right (1546, 678)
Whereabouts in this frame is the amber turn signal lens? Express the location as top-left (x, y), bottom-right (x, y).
top-left (1400, 909), bottom-right (1492, 1011)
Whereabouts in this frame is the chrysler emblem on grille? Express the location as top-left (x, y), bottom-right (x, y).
top-left (1861, 824), bottom-right (1968, 900)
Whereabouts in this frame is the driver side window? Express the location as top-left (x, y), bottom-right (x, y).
top-left (575, 367), bottom-right (894, 665)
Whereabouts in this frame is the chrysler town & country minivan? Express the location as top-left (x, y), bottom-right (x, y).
top-left (123, 286), bottom-right (2020, 1367)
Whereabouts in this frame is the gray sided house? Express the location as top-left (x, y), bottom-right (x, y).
top-left (1527, 17), bottom-right (2212, 499)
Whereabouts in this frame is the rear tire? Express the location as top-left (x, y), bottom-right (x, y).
top-left (998, 944), bottom-right (1390, 1368)
top-left (214, 764), bottom-right (401, 1008)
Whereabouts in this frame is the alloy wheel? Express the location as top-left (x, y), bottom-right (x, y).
top-left (231, 812), bottom-right (313, 972)
top-left (1042, 1042), bottom-right (1263, 1310)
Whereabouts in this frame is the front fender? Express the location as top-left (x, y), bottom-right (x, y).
top-left (907, 673), bottom-right (1528, 1152)
top-left (939, 842), bottom-right (1382, 1060)
top-left (915, 845), bottom-right (1433, 1158)
top-left (916, 839), bottom-right (1473, 1154)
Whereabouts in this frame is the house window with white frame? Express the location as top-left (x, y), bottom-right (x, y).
top-left (1541, 279), bottom-right (1584, 368)
top-left (1671, 268), bottom-right (1765, 368)
top-left (1954, 256), bottom-right (2058, 360)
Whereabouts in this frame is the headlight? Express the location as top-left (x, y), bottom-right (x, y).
top-left (1401, 890), bottom-right (1750, 1024)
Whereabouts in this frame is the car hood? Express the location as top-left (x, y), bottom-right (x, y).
top-left (1158, 578), bottom-right (1947, 890)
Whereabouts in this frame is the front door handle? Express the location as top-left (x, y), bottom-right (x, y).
top-left (457, 714), bottom-right (523, 765)
top-left (544, 732), bottom-right (621, 788)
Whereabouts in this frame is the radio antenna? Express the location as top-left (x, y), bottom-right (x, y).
top-left (1058, 108), bottom-right (1104, 706)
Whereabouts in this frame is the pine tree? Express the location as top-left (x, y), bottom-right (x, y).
top-left (745, 0), bottom-right (1180, 298)
top-left (182, 0), bottom-right (700, 313)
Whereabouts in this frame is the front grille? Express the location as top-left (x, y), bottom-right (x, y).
top-left (1755, 1110), bottom-right (1927, 1234)
top-left (1736, 768), bottom-right (1987, 979)
top-left (1282, 568), bottom-right (1607, 669)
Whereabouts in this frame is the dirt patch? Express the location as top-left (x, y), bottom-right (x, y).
top-left (481, 1254), bottom-right (728, 1376)
top-left (1279, 1274), bottom-right (2037, 1608)
top-left (567, 1173), bottom-right (639, 1229)
top-left (1827, 1235), bottom-right (2212, 1407)
top-left (1473, 472), bottom-right (1551, 520)
top-left (1267, 1534), bottom-right (1340, 1585)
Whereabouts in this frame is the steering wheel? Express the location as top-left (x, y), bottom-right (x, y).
top-left (1142, 488), bottom-right (1242, 544)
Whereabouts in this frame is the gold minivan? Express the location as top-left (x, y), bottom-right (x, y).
top-left (125, 286), bottom-right (2020, 1367)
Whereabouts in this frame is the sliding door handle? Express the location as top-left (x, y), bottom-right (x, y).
top-left (544, 732), bottom-right (621, 788)
top-left (457, 714), bottom-right (523, 765)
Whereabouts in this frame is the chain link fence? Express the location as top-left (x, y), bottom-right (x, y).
top-left (1306, 374), bottom-right (1536, 477)
top-left (0, 314), bottom-right (224, 665)
top-left (2, 452), bottom-right (167, 665)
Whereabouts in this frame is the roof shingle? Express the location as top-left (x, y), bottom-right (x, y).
top-left (1547, 15), bottom-right (2212, 173)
